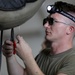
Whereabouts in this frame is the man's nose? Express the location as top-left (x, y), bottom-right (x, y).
top-left (44, 22), bottom-right (51, 28)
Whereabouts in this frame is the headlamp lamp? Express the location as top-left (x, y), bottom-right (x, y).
top-left (47, 5), bottom-right (75, 23)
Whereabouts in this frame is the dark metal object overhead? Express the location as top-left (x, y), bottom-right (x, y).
top-left (0, 0), bottom-right (45, 30)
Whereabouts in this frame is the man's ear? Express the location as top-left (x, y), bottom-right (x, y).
top-left (66, 26), bottom-right (75, 35)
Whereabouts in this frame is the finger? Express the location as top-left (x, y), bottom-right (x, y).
top-left (16, 35), bottom-right (21, 43)
top-left (4, 40), bottom-right (13, 45)
top-left (2, 49), bottom-right (13, 57)
top-left (3, 52), bottom-right (13, 57)
top-left (3, 44), bottom-right (13, 50)
top-left (2, 49), bottom-right (13, 53)
top-left (16, 35), bottom-right (24, 43)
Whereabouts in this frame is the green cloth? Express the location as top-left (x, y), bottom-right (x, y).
top-left (35, 48), bottom-right (75, 75)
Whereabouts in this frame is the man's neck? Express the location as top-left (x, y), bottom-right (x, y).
top-left (51, 40), bottom-right (73, 54)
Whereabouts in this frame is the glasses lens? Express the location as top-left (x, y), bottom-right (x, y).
top-left (49, 18), bottom-right (54, 25)
top-left (43, 18), bottom-right (48, 26)
top-left (43, 17), bottom-right (54, 26)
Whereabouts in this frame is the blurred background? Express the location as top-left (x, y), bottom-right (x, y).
top-left (1, 0), bottom-right (75, 75)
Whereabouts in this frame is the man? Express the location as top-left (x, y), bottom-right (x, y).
top-left (2, 1), bottom-right (75, 75)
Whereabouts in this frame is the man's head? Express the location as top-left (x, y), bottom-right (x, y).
top-left (47, 1), bottom-right (75, 23)
top-left (43, 1), bottom-right (75, 42)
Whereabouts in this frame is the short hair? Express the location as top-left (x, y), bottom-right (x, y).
top-left (54, 1), bottom-right (75, 13)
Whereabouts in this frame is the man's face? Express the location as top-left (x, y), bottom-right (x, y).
top-left (43, 13), bottom-right (69, 42)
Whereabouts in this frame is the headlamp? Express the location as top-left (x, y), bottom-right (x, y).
top-left (47, 5), bottom-right (75, 23)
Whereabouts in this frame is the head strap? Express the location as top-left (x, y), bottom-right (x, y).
top-left (47, 5), bottom-right (75, 22)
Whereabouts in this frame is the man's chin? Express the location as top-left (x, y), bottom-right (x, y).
top-left (45, 36), bottom-right (50, 41)
top-left (45, 36), bottom-right (53, 42)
